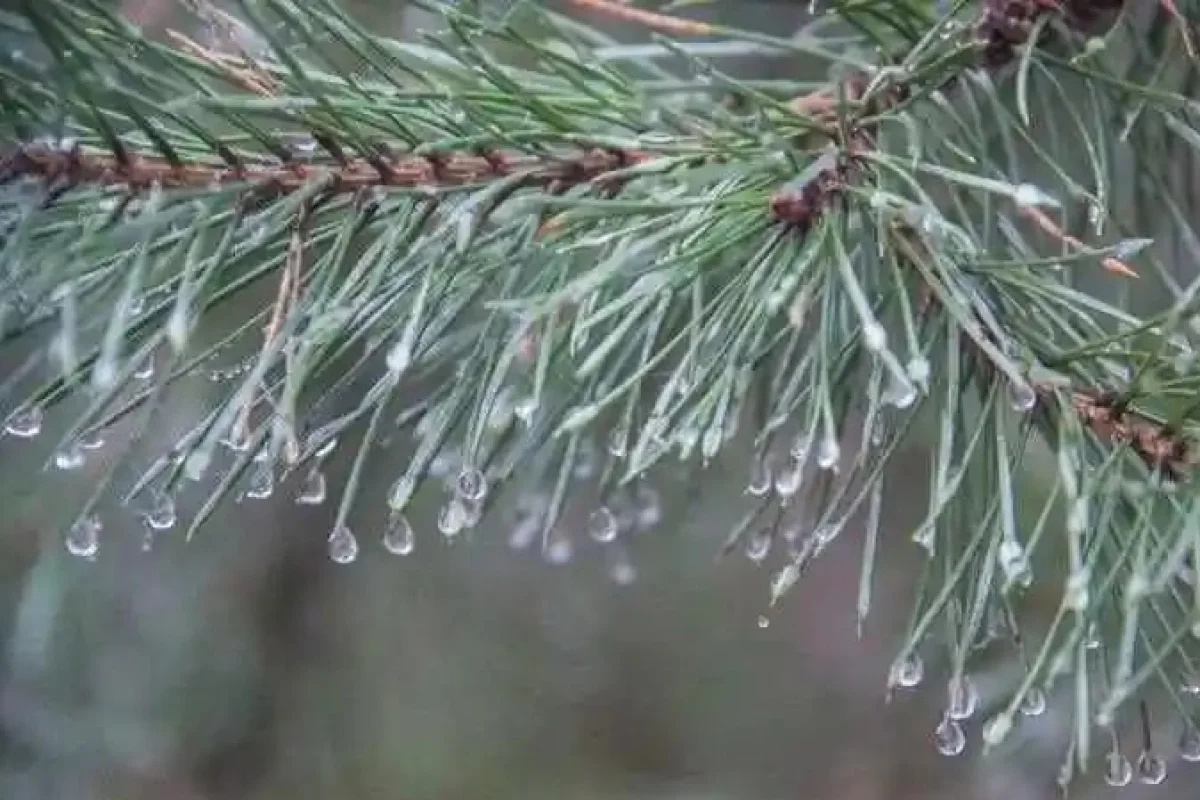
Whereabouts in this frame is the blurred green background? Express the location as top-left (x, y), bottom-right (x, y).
top-left (0, 2), bottom-right (1198, 798)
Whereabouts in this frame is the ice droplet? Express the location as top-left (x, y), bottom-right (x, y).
top-left (773, 459), bottom-right (803, 498)
top-left (1104, 751), bottom-right (1132, 787)
top-left (862, 322), bottom-right (887, 353)
top-left (744, 529), bottom-right (771, 563)
top-left (998, 538), bottom-right (1032, 587)
top-left (934, 717), bottom-right (966, 757)
top-left (757, 615), bottom-right (770, 628)
top-left (327, 524), bottom-right (359, 564)
top-left (883, 372), bottom-right (917, 409)
top-left (4, 405), bottom-right (42, 439)
top-left (454, 466), bottom-right (488, 502)
top-left (1019, 687), bottom-right (1047, 717)
top-left (1009, 381), bottom-right (1037, 412)
top-left (438, 499), bottom-right (467, 538)
top-left (947, 675), bottom-right (979, 721)
top-left (295, 468), bottom-right (327, 505)
top-left (54, 443), bottom-right (85, 471)
top-left (890, 653), bottom-right (924, 688)
top-left (1136, 751), bottom-right (1166, 785)
top-left (587, 506), bottom-right (618, 543)
top-left (383, 514), bottom-right (415, 555)
top-left (816, 436), bottom-right (840, 471)
top-left (144, 490), bottom-right (177, 531)
top-left (66, 515), bottom-right (101, 558)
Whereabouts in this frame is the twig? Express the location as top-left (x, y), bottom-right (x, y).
top-left (565, 0), bottom-right (716, 37)
top-left (167, 29), bottom-right (277, 96)
top-left (1017, 204), bottom-right (1138, 278)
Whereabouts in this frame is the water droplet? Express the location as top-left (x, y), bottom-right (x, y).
top-left (1104, 751), bottom-right (1132, 787)
top-left (947, 675), bottom-right (979, 720)
top-left (789, 434), bottom-right (811, 462)
top-left (816, 436), bottom-right (840, 472)
top-left (383, 514), bottom-right (415, 555)
top-left (327, 524), bottom-right (359, 564)
top-left (906, 356), bottom-right (931, 389)
top-left (514, 396), bottom-right (538, 425)
top-left (1136, 751), bottom-right (1166, 785)
top-left (144, 490), bottom-right (176, 531)
top-left (1013, 183), bottom-right (1059, 209)
top-left (747, 460), bottom-right (772, 496)
top-left (633, 485), bottom-right (661, 530)
top-left (1085, 623), bottom-right (1102, 650)
top-left (245, 462), bottom-right (274, 500)
top-left (63, 513), bottom-right (100, 558)
top-left (133, 359), bottom-right (155, 380)
top-left (455, 466), bottom-right (487, 502)
top-left (609, 553), bottom-right (637, 585)
top-left (79, 431), bottom-right (105, 450)
top-left (438, 499), bottom-right (467, 538)
top-left (982, 714), bottom-right (1013, 746)
top-left (1064, 569), bottom-right (1090, 611)
top-left (862, 322), bottom-right (887, 352)
top-left (543, 532), bottom-right (574, 564)
top-left (54, 442), bottom-right (85, 471)
top-left (606, 425), bottom-right (628, 458)
top-left (1009, 381), bottom-right (1037, 412)
top-left (757, 615), bottom-right (770, 628)
top-left (998, 538), bottom-right (1032, 587)
top-left (295, 468), bottom-right (327, 505)
top-left (1019, 687), bottom-right (1047, 717)
top-left (574, 439), bottom-right (600, 478)
top-left (744, 529), bottom-right (771, 563)
top-left (934, 717), bottom-right (966, 757)
top-left (883, 372), bottom-right (917, 409)
top-left (4, 405), bottom-right (42, 439)
top-left (1180, 725), bottom-right (1200, 762)
top-left (773, 459), bottom-right (803, 498)
top-left (587, 506), bottom-right (618, 543)
top-left (890, 653), bottom-right (924, 688)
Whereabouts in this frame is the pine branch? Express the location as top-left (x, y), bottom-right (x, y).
top-left (4, 0), bottom-right (1200, 787)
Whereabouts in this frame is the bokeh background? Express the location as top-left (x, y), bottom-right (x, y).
top-left (1, 1), bottom-right (1198, 798)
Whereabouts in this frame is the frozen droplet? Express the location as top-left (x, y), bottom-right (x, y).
top-left (587, 506), bottom-right (618, 543)
top-left (634, 485), bottom-right (661, 530)
top-left (327, 524), bottom-right (359, 564)
top-left (454, 466), bottom-right (487, 502)
top-left (947, 675), bottom-right (979, 721)
top-left (245, 462), bottom-right (274, 500)
top-left (295, 468), bottom-right (327, 505)
top-left (1136, 751), bottom-right (1166, 785)
top-left (757, 615), bottom-right (770, 629)
top-left (385, 339), bottom-right (411, 374)
top-left (438, 499), bottom-right (467, 537)
top-left (1009, 381), bottom-right (1037, 412)
top-left (674, 425), bottom-right (699, 459)
top-left (65, 515), bottom-right (101, 558)
top-left (816, 436), bottom-right (840, 471)
top-left (54, 443), bottom-right (85, 471)
top-left (890, 653), bottom-right (924, 688)
top-left (144, 490), bottom-right (177, 531)
top-left (883, 373), bottom-right (917, 409)
top-left (744, 530), bottom-right (771, 563)
top-left (789, 434), bottom-right (811, 462)
top-left (1104, 751), bottom-right (1132, 787)
top-left (934, 717), bottom-right (966, 757)
top-left (509, 516), bottom-right (539, 550)
top-left (747, 460), bottom-right (772, 496)
top-left (773, 459), bottom-right (803, 498)
top-left (1019, 687), bottom-right (1047, 717)
top-left (1175, 725), bottom-right (1200, 763)
top-left (382, 514), bottom-right (415, 555)
top-left (862, 322), bottom-right (887, 353)
top-left (4, 405), bottom-right (42, 439)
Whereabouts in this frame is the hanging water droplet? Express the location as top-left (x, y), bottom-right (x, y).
top-left (543, 532), bottom-right (574, 564)
top-left (295, 467), bottom-right (327, 505)
top-left (133, 358), bottom-right (155, 380)
top-left (882, 372), bottom-right (917, 409)
top-left (514, 396), bottom-right (538, 425)
top-left (1180, 725), bottom-right (1200, 762)
top-left (773, 459), bottom-right (803, 498)
top-left (744, 529), bottom-right (771, 563)
top-left (747, 460), bottom-right (772, 496)
top-left (789, 433), bottom-right (811, 462)
top-left (327, 524), bottom-right (359, 564)
top-left (79, 431), bottom-right (105, 450)
top-left (947, 675), bottom-right (979, 721)
top-left (383, 513), bottom-right (415, 555)
top-left (633, 485), bottom-right (661, 530)
top-left (144, 490), bottom-right (177, 531)
top-left (998, 538), bottom-right (1032, 588)
top-left (934, 717), bottom-right (966, 757)
top-left (1136, 751), bottom-right (1166, 785)
top-left (587, 506), bottom-right (618, 543)
top-left (1104, 751), bottom-right (1132, 787)
top-left (608, 553), bottom-right (637, 585)
top-left (862, 321), bottom-right (887, 353)
top-left (816, 436), bottom-right (840, 472)
top-left (54, 442), bottom-right (85, 471)
top-left (66, 515), bottom-right (101, 558)
top-left (607, 425), bottom-right (629, 458)
top-left (245, 462), bottom-right (274, 500)
top-left (890, 653), bottom-right (924, 688)
top-left (757, 615), bottom-right (770, 629)
top-left (438, 499), bottom-right (467, 538)
top-left (906, 356), bottom-right (931, 389)
top-left (4, 405), bottom-right (42, 439)
top-left (1009, 381), bottom-right (1037, 412)
top-left (1064, 569), bottom-right (1090, 611)
top-left (1019, 687), bottom-right (1047, 717)
top-left (454, 466), bottom-right (487, 502)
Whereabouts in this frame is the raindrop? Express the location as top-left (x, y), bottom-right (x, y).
top-left (1181, 725), bottom-right (1200, 762)
top-left (1136, 751), bottom-right (1166, 785)
top-left (1019, 687), bottom-right (1047, 717)
top-left (327, 524), bottom-right (359, 564)
top-left (383, 514), bottom-right (415, 555)
top-left (54, 443), bottom-right (85, 471)
top-left (744, 529), bottom-right (771, 563)
top-left (245, 462), bottom-right (274, 500)
top-left (587, 506), bottom-right (618, 543)
top-left (455, 466), bottom-right (488, 502)
top-left (816, 436), bottom-right (840, 472)
top-left (773, 459), bottom-right (803, 498)
top-left (461, 498), bottom-right (483, 529)
top-left (66, 515), bottom-right (101, 558)
top-left (295, 467), bottom-right (327, 505)
top-left (747, 460), bottom-right (772, 496)
top-left (1009, 381), bottom-right (1037, 412)
top-left (144, 490), bottom-right (177, 531)
top-left (890, 653), bottom-right (924, 688)
top-left (934, 717), bottom-right (966, 757)
top-left (633, 485), bottom-right (661, 529)
top-left (998, 538), bottom-right (1032, 587)
top-left (789, 434), bottom-right (811, 462)
top-left (947, 675), bottom-right (979, 721)
top-left (1104, 751), bottom-right (1132, 787)
top-left (4, 405), bottom-right (42, 439)
top-left (438, 499), bottom-right (467, 538)
top-left (862, 322), bottom-right (887, 352)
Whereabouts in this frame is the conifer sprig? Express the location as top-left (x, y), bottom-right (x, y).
top-left (3, 0), bottom-right (1200, 785)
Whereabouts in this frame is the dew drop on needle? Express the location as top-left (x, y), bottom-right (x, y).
top-left (383, 514), bottom-right (414, 556)
top-left (295, 467), bottom-right (327, 506)
top-left (66, 515), bottom-right (101, 559)
top-left (327, 524), bottom-right (359, 564)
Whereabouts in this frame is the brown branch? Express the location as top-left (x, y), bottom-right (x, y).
top-left (1017, 204), bottom-right (1138, 278)
top-left (565, 0), bottom-right (716, 37)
